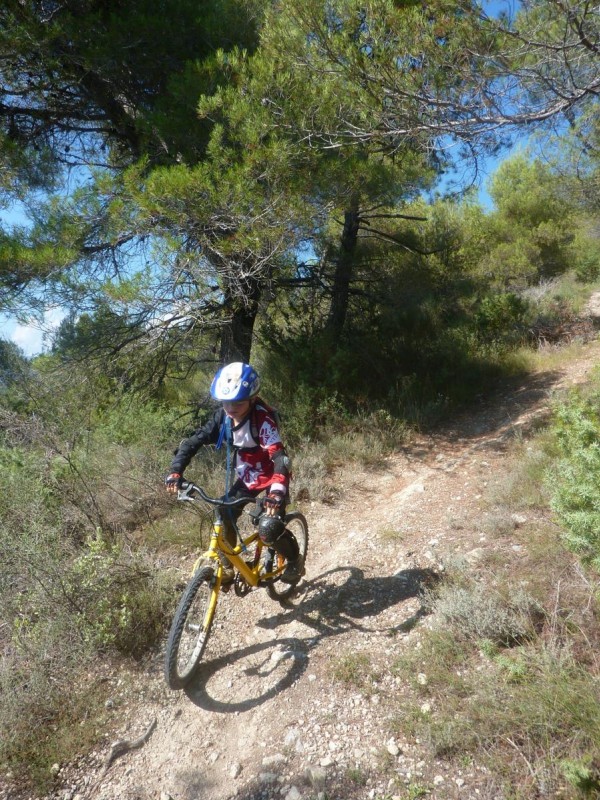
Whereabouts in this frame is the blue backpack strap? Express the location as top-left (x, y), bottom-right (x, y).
top-left (216, 410), bottom-right (228, 451)
top-left (224, 415), bottom-right (233, 496)
top-left (215, 413), bottom-right (233, 492)
top-left (221, 416), bottom-right (242, 546)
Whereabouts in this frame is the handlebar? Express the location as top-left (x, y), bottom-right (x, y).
top-left (178, 481), bottom-right (256, 510)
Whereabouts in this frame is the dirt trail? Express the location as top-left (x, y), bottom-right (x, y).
top-left (36, 333), bottom-right (600, 800)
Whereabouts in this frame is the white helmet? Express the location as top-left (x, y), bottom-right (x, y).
top-left (210, 362), bottom-right (260, 401)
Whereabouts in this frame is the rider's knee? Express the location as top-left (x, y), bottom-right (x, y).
top-left (258, 515), bottom-right (285, 545)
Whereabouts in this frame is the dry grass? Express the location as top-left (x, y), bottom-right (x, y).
top-left (389, 402), bottom-right (600, 799)
top-left (331, 652), bottom-right (373, 688)
top-left (431, 581), bottom-right (543, 646)
top-left (485, 436), bottom-right (556, 511)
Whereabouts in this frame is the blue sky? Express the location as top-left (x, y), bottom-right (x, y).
top-left (0, 308), bottom-right (66, 357)
top-left (0, 200), bottom-right (62, 356)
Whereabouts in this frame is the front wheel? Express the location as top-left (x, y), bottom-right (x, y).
top-left (267, 511), bottom-right (309, 601)
top-left (164, 566), bottom-right (219, 690)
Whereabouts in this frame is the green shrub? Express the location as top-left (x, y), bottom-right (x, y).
top-left (475, 292), bottom-right (528, 344)
top-left (549, 392), bottom-right (600, 571)
top-left (0, 387), bottom-right (182, 790)
top-left (67, 533), bottom-right (174, 656)
top-left (0, 655), bottom-right (105, 793)
top-left (561, 757), bottom-right (600, 794)
top-left (574, 240), bottom-right (600, 283)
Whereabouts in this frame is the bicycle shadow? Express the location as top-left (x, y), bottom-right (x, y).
top-left (184, 635), bottom-right (308, 713)
top-left (184, 565), bottom-right (437, 713)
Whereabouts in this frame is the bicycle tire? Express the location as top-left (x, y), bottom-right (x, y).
top-left (164, 565), bottom-right (218, 690)
top-left (267, 511), bottom-right (309, 601)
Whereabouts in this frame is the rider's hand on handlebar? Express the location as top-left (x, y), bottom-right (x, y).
top-left (264, 490), bottom-right (285, 517)
top-left (165, 472), bottom-right (182, 493)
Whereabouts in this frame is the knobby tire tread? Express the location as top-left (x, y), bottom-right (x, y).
top-left (164, 565), bottom-right (216, 690)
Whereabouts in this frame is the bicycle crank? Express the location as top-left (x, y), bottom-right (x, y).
top-left (234, 572), bottom-right (252, 596)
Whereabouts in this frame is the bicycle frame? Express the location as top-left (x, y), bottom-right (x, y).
top-left (192, 521), bottom-right (267, 587)
top-left (180, 484), bottom-right (284, 587)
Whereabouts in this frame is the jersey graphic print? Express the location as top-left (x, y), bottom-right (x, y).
top-left (236, 462), bottom-right (263, 487)
top-left (230, 407), bottom-right (286, 492)
top-left (260, 419), bottom-right (281, 447)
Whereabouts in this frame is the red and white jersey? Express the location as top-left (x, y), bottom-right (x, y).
top-left (231, 404), bottom-right (288, 493)
top-left (170, 401), bottom-right (290, 495)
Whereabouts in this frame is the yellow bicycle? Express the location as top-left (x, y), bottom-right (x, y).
top-left (164, 482), bottom-right (309, 690)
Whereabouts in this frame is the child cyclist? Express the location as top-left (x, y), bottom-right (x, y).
top-left (165, 362), bottom-right (304, 584)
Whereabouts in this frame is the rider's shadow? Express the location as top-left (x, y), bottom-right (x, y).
top-left (185, 566), bottom-right (438, 713)
top-left (260, 565), bottom-right (439, 637)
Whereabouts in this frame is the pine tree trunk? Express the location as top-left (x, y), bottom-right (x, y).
top-left (326, 198), bottom-right (360, 338)
top-left (219, 282), bottom-right (261, 363)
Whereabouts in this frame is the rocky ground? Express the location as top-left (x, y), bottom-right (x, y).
top-left (6, 314), bottom-right (600, 800)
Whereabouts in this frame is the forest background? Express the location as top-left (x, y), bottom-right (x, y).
top-left (1, 0), bottom-right (600, 796)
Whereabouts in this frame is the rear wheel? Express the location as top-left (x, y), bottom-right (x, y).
top-left (164, 566), bottom-right (219, 690)
top-left (267, 512), bottom-right (309, 601)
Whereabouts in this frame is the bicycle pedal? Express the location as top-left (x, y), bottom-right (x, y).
top-left (234, 575), bottom-right (252, 597)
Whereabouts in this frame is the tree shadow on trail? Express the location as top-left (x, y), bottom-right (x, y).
top-left (401, 369), bottom-right (563, 464)
top-left (184, 566), bottom-right (437, 713)
top-left (433, 369), bottom-right (562, 443)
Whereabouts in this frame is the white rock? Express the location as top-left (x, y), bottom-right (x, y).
top-left (230, 763), bottom-right (242, 778)
top-left (262, 754), bottom-right (286, 767)
top-left (284, 728), bottom-right (300, 745)
top-left (417, 673), bottom-right (428, 685)
top-left (259, 772), bottom-right (278, 783)
top-left (433, 775), bottom-right (445, 785)
top-left (305, 765), bottom-right (327, 787)
top-left (285, 787), bottom-right (302, 800)
top-left (465, 548), bottom-right (485, 564)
